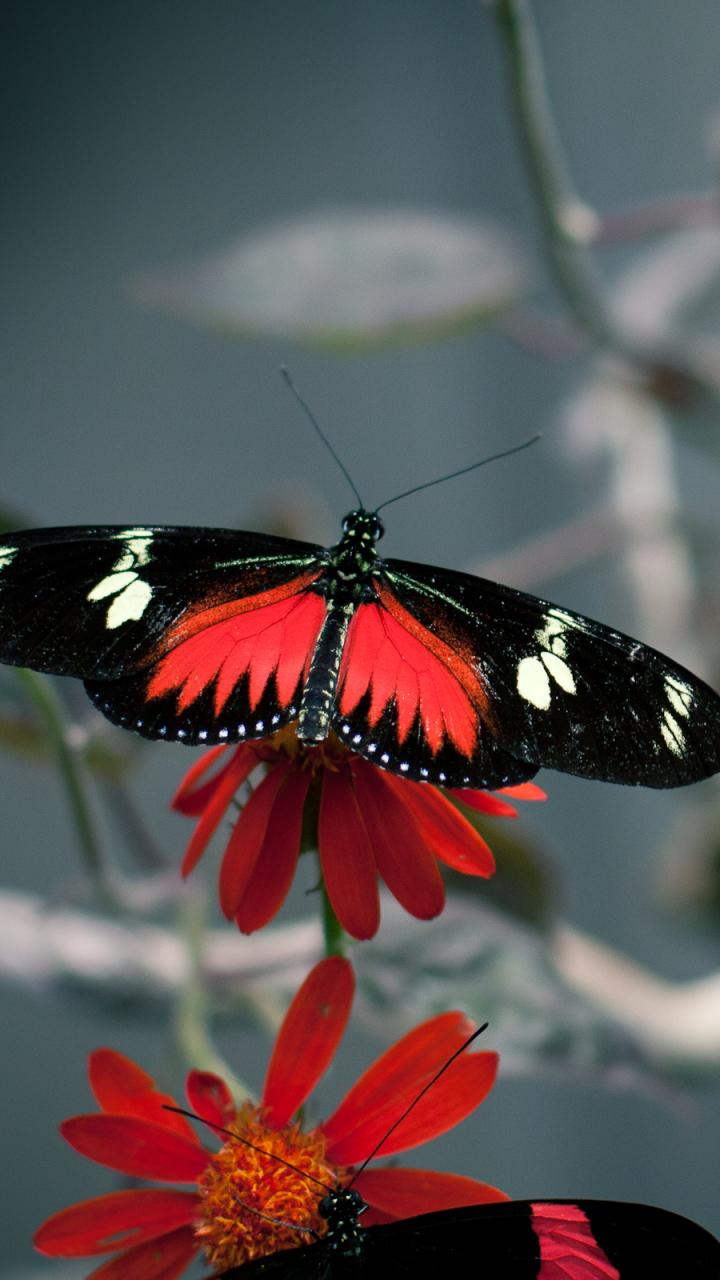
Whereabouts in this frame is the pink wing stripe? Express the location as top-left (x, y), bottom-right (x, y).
top-left (532, 1204), bottom-right (620, 1280)
top-left (147, 592), bottom-right (325, 714)
top-left (339, 603), bottom-right (477, 757)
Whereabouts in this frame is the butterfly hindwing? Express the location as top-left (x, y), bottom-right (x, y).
top-left (215, 1200), bottom-right (720, 1280)
top-left (368, 558), bottom-right (720, 788)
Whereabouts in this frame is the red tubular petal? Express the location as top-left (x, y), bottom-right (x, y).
top-left (170, 745), bottom-right (231, 815)
top-left (34, 1190), bottom-right (199, 1257)
top-left (234, 768), bottom-right (312, 934)
top-left (500, 782), bottom-right (546, 801)
top-left (181, 745), bottom-right (260, 877)
top-left (451, 789), bottom-right (518, 819)
top-left (61, 1115), bottom-right (210, 1182)
top-left (185, 1071), bottom-right (235, 1132)
top-left (388, 776), bottom-right (495, 877)
top-left (262, 956), bottom-right (355, 1128)
top-left (318, 766), bottom-right (380, 941)
top-left (217, 760), bottom-right (293, 917)
top-left (325, 1051), bottom-right (498, 1165)
top-left (352, 1167), bottom-right (509, 1220)
top-left (84, 1225), bottom-right (199, 1280)
top-left (352, 761), bottom-right (444, 920)
top-left (88, 1050), bottom-right (199, 1144)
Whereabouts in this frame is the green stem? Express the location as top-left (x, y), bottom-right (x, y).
top-left (14, 668), bottom-right (116, 905)
top-left (320, 867), bottom-right (347, 958)
top-left (495, 0), bottom-right (619, 348)
top-left (172, 884), bottom-right (256, 1105)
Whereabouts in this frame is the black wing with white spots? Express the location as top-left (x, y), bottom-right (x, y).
top-left (0, 526), bottom-right (325, 679)
top-left (377, 557), bottom-right (720, 788)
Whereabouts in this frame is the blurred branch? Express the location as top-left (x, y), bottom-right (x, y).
top-left (495, 0), bottom-right (616, 347)
top-left (12, 669), bottom-right (117, 908)
top-left (0, 884), bottom-right (710, 1088)
top-left (553, 923), bottom-right (720, 1070)
top-left (171, 885), bottom-right (256, 1105)
top-left (597, 192), bottom-right (720, 246)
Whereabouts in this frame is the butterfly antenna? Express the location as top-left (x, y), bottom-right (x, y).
top-left (346, 1023), bottom-right (489, 1188)
top-left (281, 367), bottom-right (364, 509)
top-left (374, 435), bottom-right (542, 513)
top-left (163, 1104), bottom-right (334, 1193)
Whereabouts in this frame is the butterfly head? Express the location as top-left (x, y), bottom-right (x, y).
top-left (341, 510), bottom-right (385, 544)
top-left (318, 1187), bottom-right (367, 1258)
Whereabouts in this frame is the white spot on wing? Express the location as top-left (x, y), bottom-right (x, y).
top-left (0, 546), bottom-right (17, 571)
top-left (105, 578), bottom-right (153, 628)
top-left (541, 650), bottom-right (576, 694)
top-left (88, 570), bottom-right (139, 602)
top-left (665, 675), bottom-right (693, 716)
top-left (661, 720), bottom-right (684, 756)
top-left (517, 655), bottom-right (552, 709)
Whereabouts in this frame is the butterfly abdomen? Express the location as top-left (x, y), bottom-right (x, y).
top-left (298, 601), bottom-right (356, 743)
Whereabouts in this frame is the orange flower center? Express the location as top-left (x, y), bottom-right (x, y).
top-left (194, 1103), bottom-right (335, 1270)
top-left (267, 724), bottom-right (353, 775)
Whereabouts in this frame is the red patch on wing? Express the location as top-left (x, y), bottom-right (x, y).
top-left (532, 1203), bottom-right (620, 1280)
top-left (147, 589), bottom-right (325, 714)
top-left (338, 584), bottom-right (489, 757)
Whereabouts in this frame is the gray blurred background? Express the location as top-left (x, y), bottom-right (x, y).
top-left (3, 0), bottom-right (720, 1267)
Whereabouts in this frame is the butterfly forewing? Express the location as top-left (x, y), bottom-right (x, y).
top-left (0, 526), bottom-right (326, 704)
top-left (372, 558), bottom-right (720, 788)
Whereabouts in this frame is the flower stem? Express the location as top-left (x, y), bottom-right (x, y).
top-left (172, 883), bottom-right (256, 1105)
top-left (319, 869), bottom-right (347, 958)
top-left (13, 667), bottom-right (117, 907)
top-left (494, 0), bottom-right (619, 349)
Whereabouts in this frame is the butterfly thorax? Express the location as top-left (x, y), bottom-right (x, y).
top-left (318, 1187), bottom-right (367, 1264)
top-left (297, 511), bottom-right (384, 744)
top-left (324, 510), bottom-right (385, 605)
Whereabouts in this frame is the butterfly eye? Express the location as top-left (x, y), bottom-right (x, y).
top-left (318, 1196), bottom-right (334, 1219)
top-left (346, 1189), bottom-right (364, 1207)
top-left (342, 511), bottom-right (362, 534)
top-left (369, 515), bottom-right (385, 542)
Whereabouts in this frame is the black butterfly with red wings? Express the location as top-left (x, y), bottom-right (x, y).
top-left (217, 1191), bottom-right (720, 1280)
top-left (0, 509), bottom-right (719, 789)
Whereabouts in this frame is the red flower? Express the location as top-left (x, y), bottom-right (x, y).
top-left (171, 725), bottom-right (545, 941)
top-left (35, 957), bottom-right (507, 1280)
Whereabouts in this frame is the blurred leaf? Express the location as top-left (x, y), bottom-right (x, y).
top-left (444, 796), bottom-right (554, 927)
top-left (131, 208), bottom-right (531, 353)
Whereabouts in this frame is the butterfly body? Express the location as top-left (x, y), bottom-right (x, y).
top-left (218, 1197), bottom-right (720, 1280)
top-left (1, 515), bottom-right (720, 789)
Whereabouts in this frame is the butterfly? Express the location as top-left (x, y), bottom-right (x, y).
top-left (0, 506), bottom-right (719, 791)
top-left (216, 1190), bottom-right (720, 1280)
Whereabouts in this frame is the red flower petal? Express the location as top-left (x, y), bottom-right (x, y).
top-left (318, 765), bottom-right (380, 941)
top-left (88, 1050), bottom-right (199, 1144)
top-left (500, 782), bottom-right (546, 801)
top-left (181, 744), bottom-right (260, 877)
top-left (352, 1167), bottom-right (509, 1222)
top-left (388, 776), bottom-right (495, 877)
top-left (61, 1115), bottom-right (210, 1182)
top-left (322, 1012), bottom-right (496, 1165)
top-left (262, 956), bottom-right (355, 1128)
top-left (451, 789), bottom-right (518, 818)
top-left (234, 768), bottom-right (312, 934)
top-left (185, 1071), bottom-right (235, 1132)
top-left (170, 745), bottom-right (231, 816)
top-left (352, 761), bottom-right (445, 921)
top-left (218, 759), bottom-right (293, 917)
top-left (84, 1224), bottom-right (199, 1280)
top-left (34, 1190), bottom-right (199, 1257)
